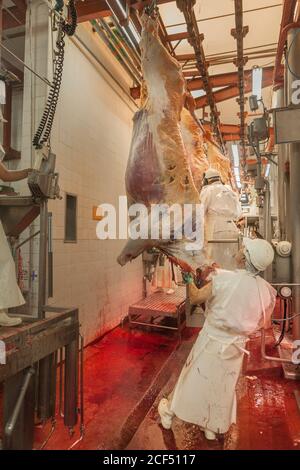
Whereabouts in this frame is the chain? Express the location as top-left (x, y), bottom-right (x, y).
top-left (33, 0), bottom-right (77, 149)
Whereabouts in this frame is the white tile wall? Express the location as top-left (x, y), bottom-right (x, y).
top-left (15, 2), bottom-right (143, 344)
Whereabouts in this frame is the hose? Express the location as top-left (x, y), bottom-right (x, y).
top-left (32, 0), bottom-right (77, 149)
top-left (274, 298), bottom-right (287, 347)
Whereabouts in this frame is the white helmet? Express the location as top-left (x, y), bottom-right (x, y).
top-left (205, 168), bottom-right (221, 180)
top-left (243, 238), bottom-right (274, 272)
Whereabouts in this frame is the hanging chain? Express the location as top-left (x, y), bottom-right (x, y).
top-left (33, 0), bottom-right (77, 149)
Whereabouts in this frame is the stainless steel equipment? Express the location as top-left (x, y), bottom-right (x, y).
top-left (28, 147), bottom-right (60, 200)
top-left (0, 307), bottom-right (80, 449)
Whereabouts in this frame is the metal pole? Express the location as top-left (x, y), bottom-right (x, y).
top-left (48, 212), bottom-right (53, 298)
top-left (274, 88), bottom-right (286, 239)
top-left (38, 200), bottom-right (48, 319)
top-left (284, 59), bottom-right (291, 242)
top-left (287, 28), bottom-right (300, 341)
top-left (64, 336), bottom-right (79, 431)
top-left (4, 368), bottom-right (35, 440)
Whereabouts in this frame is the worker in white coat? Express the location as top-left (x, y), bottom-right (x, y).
top-left (201, 168), bottom-right (242, 270)
top-left (158, 238), bottom-right (276, 440)
top-left (0, 161), bottom-right (32, 327)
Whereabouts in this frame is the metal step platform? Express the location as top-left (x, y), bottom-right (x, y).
top-left (128, 287), bottom-right (186, 339)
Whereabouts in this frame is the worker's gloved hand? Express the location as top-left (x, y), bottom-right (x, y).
top-left (182, 272), bottom-right (194, 285)
top-left (198, 263), bottom-right (219, 282)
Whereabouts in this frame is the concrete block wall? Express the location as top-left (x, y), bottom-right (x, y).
top-left (15, 2), bottom-right (143, 344)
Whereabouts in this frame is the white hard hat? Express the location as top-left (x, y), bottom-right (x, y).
top-left (204, 168), bottom-right (221, 180)
top-left (243, 238), bottom-right (274, 272)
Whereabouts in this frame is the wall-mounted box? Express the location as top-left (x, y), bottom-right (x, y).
top-left (273, 105), bottom-right (300, 144)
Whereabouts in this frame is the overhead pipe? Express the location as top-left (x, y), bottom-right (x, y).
top-left (98, 17), bottom-right (142, 81)
top-left (273, 0), bottom-right (298, 86)
top-left (106, 0), bottom-right (142, 54)
top-left (109, 15), bottom-right (141, 69)
top-left (92, 19), bottom-right (141, 84)
top-left (105, 0), bottom-right (129, 25)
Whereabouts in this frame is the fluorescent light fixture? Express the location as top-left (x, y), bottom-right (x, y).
top-left (234, 167), bottom-right (240, 178)
top-left (265, 164), bottom-right (271, 178)
top-left (252, 67), bottom-right (263, 100)
top-left (191, 90), bottom-right (206, 99)
top-left (231, 144), bottom-right (240, 167)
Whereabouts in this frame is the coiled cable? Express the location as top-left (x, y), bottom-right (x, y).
top-left (33, 0), bottom-right (77, 149)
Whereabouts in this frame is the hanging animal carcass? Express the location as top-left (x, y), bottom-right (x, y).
top-left (117, 13), bottom-right (230, 272)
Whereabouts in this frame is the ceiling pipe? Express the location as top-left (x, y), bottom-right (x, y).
top-left (273, 0), bottom-right (298, 86)
top-left (98, 17), bottom-right (142, 81)
top-left (105, 0), bottom-right (129, 25)
top-left (92, 19), bottom-right (142, 84)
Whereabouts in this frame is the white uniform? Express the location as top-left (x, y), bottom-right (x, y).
top-left (170, 269), bottom-right (276, 434)
top-left (201, 182), bottom-right (242, 269)
top-left (0, 220), bottom-right (25, 310)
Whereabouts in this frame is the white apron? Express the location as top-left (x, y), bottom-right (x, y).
top-left (170, 321), bottom-right (247, 433)
top-left (170, 269), bottom-right (277, 434)
top-left (0, 220), bottom-right (25, 310)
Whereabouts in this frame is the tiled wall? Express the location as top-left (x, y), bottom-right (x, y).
top-left (16, 1), bottom-right (143, 344)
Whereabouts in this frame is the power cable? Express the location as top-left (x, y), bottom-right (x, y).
top-left (32, 0), bottom-right (77, 149)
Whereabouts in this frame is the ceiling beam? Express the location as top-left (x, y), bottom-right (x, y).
top-left (203, 122), bottom-right (241, 134)
top-left (167, 31), bottom-right (189, 42)
top-left (188, 66), bottom-right (277, 91)
top-left (223, 134), bottom-right (243, 142)
top-left (77, 0), bottom-right (175, 22)
top-left (130, 65), bottom-right (282, 99)
top-left (195, 68), bottom-right (275, 108)
top-left (77, 0), bottom-right (111, 23)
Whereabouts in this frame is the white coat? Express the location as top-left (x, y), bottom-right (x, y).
top-left (201, 182), bottom-right (242, 270)
top-left (170, 269), bottom-right (277, 434)
top-left (0, 219), bottom-right (25, 310)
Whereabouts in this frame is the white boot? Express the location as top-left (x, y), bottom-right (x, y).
top-left (204, 429), bottom-right (217, 441)
top-left (0, 310), bottom-right (22, 327)
top-left (158, 398), bottom-right (175, 430)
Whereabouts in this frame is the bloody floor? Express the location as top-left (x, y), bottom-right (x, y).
top-left (31, 323), bottom-right (300, 451)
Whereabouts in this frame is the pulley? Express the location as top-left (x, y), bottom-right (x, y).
top-left (145, 0), bottom-right (158, 17)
